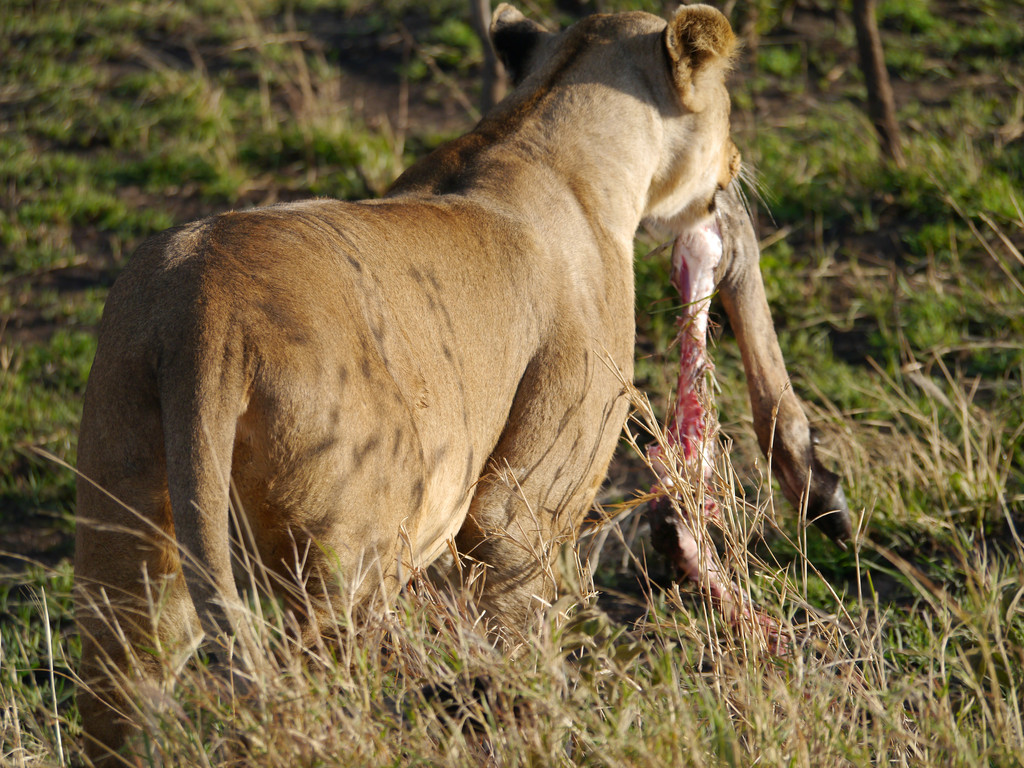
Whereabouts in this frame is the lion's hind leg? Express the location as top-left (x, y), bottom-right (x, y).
top-left (75, 491), bottom-right (200, 765)
top-left (75, 391), bottom-right (199, 765)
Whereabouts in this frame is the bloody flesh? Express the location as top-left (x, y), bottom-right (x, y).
top-left (647, 217), bottom-right (722, 498)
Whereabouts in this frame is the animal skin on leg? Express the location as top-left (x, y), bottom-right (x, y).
top-left (716, 185), bottom-right (853, 546)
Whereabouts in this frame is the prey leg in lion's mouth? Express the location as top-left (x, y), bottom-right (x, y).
top-left (644, 184), bottom-right (855, 653)
top-left (645, 213), bottom-right (787, 651)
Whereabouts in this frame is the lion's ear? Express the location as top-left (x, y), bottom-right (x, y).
top-left (491, 4), bottom-right (550, 85)
top-left (664, 4), bottom-right (736, 111)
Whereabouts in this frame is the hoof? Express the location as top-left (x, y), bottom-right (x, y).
top-left (805, 465), bottom-right (854, 545)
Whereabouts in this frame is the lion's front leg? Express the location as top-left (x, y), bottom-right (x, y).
top-left (452, 344), bottom-right (629, 641)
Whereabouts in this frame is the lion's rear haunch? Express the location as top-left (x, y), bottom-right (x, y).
top-left (75, 5), bottom-right (742, 762)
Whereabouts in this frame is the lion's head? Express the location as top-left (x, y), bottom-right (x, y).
top-left (491, 3), bottom-right (740, 233)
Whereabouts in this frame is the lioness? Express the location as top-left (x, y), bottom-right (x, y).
top-left (76, 4), bottom-right (821, 761)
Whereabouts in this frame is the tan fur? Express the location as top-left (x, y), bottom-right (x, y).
top-left (75, 5), bottom-right (739, 762)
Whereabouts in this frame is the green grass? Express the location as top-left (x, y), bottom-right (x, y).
top-left (2, 0), bottom-right (1023, 764)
